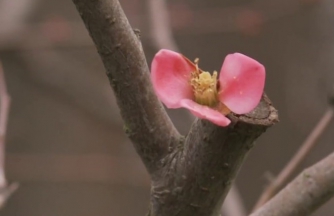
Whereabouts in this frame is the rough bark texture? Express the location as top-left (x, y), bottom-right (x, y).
top-left (72, 0), bottom-right (181, 175)
top-left (71, 0), bottom-right (278, 216)
top-left (251, 151), bottom-right (334, 216)
top-left (149, 95), bottom-right (277, 216)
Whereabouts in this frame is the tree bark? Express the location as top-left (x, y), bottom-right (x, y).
top-left (149, 95), bottom-right (277, 216)
top-left (72, 0), bottom-right (181, 176)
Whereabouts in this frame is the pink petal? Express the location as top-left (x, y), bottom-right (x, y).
top-left (179, 99), bottom-right (231, 127)
top-left (151, 49), bottom-right (195, 108)
top-left (218, 53), bottom-right (265, 114)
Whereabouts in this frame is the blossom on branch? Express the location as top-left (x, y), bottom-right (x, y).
top-left (151, 49), bottom-right (265, 127)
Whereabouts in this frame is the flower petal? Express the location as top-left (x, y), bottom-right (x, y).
top-left (218, 53), bottom-right (265, 114)
top-left (179, 99), bottom-right (231, 127)
top-left (151, 49), bottom-right (195, 108)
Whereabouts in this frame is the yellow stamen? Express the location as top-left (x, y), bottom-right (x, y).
top-left (190, 59), bottom-right (219, 107)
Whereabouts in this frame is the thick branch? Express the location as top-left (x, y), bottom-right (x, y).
top-left (71, 0), bottom-right (181, 175)
top-left (150, 95), bottom-right (278, 216)
top-left (251, 151), bottom-right (334, 216)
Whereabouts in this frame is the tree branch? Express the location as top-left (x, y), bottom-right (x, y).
top-left (0, 62), bottom-right (18, 209)
top-left (253, 107), bottom-right (334, 210)
top-left (147, 0), bottom-right (179, 51)
top-left (71, 1), bottom-right (278, 216)
top-left (222, 185), bottom-right (247, 216)
top-left (146, 2), bottom-right (248, 214)
top-left (150, 95), bottom-right (278, 216)
top-left (0, 62), bottom-right (10, 189)
top-left (251, 151), bottom-right (334, 216)
top-left (71, 0), bottom-right (181, 175)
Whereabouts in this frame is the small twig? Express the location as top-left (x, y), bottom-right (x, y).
top-left (0, 62), bottom-right (18, 209)
top-left (0, 182), bottom-right (19, 208)
top-left (251, 151), bottom-right (334, 216)
top-left (0, 62), bottom-right (10, 189)
top-left (222, 185), bottom-right (246, 216)
top-left (252, 107), bottom-right (334, 211)
top-left (147, 0), bottom-right (179, 51)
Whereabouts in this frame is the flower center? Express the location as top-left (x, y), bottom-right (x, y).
top-left (190, 58), bottom-right (219, 107)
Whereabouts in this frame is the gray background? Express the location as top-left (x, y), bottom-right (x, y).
top-left (0, 0), bottom-right (333, 215)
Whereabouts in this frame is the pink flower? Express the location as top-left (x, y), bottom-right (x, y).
top-left (151, 49), bottom-right (265, 127)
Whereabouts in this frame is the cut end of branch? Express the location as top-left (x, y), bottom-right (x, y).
top-left (232, 93), bottom-right (279, 127)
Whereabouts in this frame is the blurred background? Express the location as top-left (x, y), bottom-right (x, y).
top-left (0, 0), bottom-right (333, 215)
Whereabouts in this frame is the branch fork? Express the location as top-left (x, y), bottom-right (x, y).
top-left (71, 0), bottom-right (278, 215)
